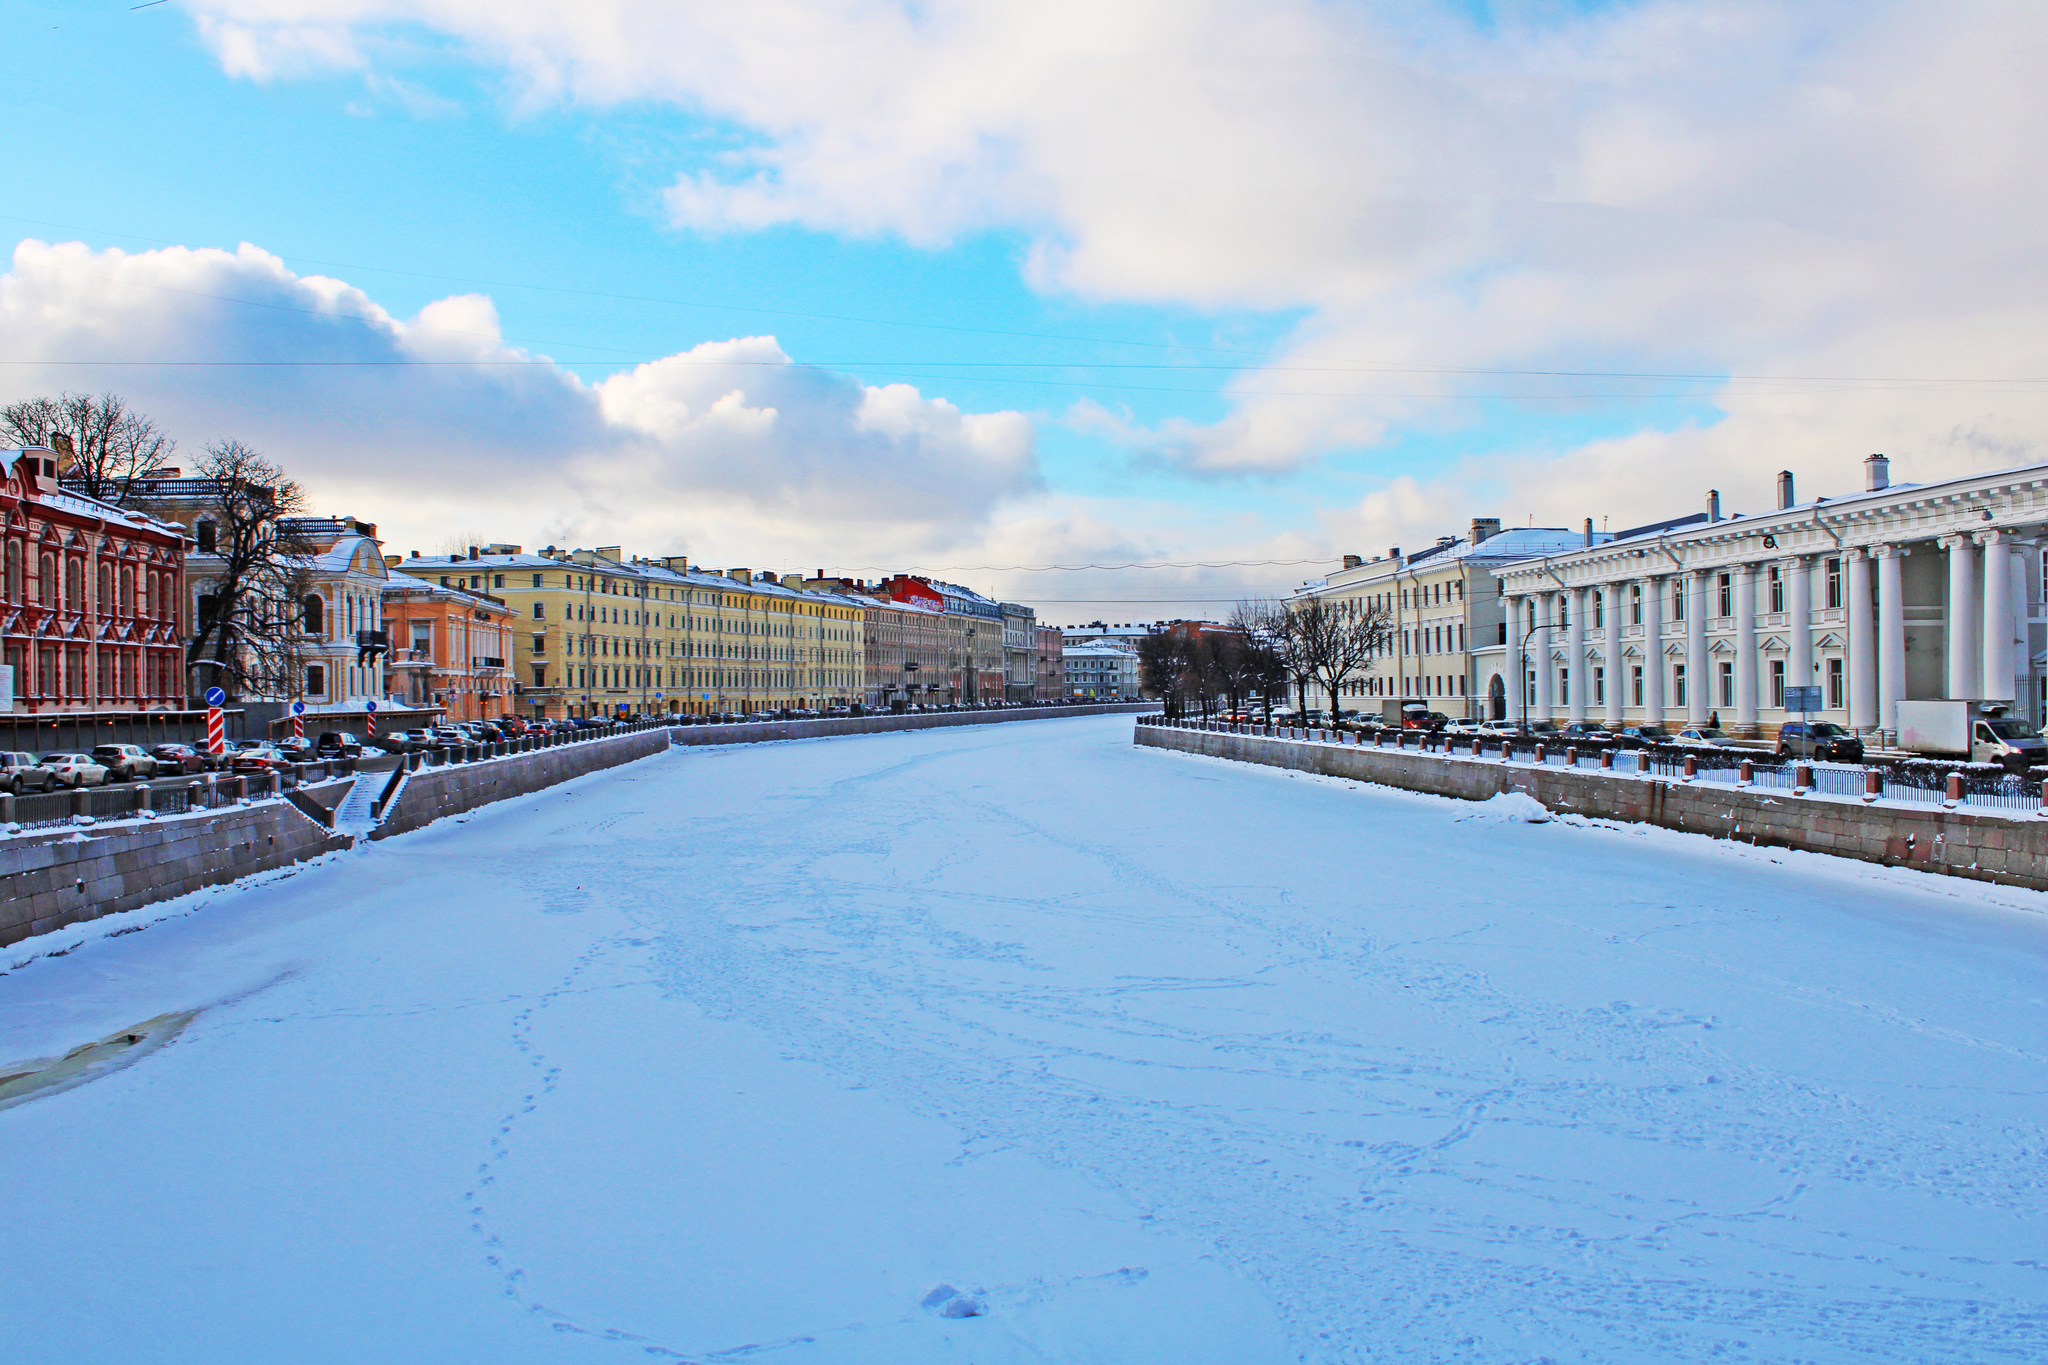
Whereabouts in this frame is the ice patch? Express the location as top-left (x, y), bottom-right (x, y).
top-left (1456, 790), bottom-right (1552, 823)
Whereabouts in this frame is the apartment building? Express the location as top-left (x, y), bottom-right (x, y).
top-left (381, 569), bottom-right (517, 722)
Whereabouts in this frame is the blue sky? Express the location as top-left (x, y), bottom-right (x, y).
top-left (3, 1), bottom-right (2041, 619)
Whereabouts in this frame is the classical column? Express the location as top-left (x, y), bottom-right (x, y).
top-left (1943, 533), bottom-right (1980, 699)
top-left (1686, 570), bottom-right (1709, 725)
top-left (1980, 529), bottom-right (2014, 701)
top-left (1734, 562), bottom-right (1760, 730)
top-left (1642, 575), bottom-right (1665, 724)
top-left (1605, 583), bottom-right (1626, 726)
top-left (1566, 586), bottom-right (1588, 724)
top-left (1532, 592), bottom-right (1555, 719)
top-left (1846, 547), bottom-right (1876, 730)
top-left (1876, 545), bottom-right (1906, 732)
top-left (1786, 555), bottom-right (1813, 705)
top-left (1505, 595), bottom-right (1525, 719)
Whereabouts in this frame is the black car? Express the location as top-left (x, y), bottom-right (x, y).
top-left (1775, 721), bottom-right (1864, 763)
top-left (1616, 725), bottom-right (1674, 749)
top-left (1557, 721), bottom-right (1610, 741)
top-left (316, 731), bottom-right (365, 758)
top-left (0, 751), bottom-right (57, 794)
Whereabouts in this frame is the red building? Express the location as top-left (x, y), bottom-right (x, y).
top-left (1, 447), bottom-right (188, 715)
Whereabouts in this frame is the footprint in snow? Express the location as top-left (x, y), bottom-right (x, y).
top-left (920, 1284), bottom-right (986, 1318)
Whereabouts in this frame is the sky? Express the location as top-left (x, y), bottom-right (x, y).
top-left (3, 0), bottom-right (2045, 622)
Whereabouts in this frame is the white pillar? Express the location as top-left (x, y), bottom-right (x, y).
top-left (1876, 545), bottom-right (1906, 732)
top-left (1980, 529), bottom-right (2014, 701)
top-left (1943, 533), bottom-right (1980, 699)
top-left (1567, 587), bottom-right (1588, 724)
top-left (1846, 547), bottom-right (1876, 731)
top-left (1605, 584), bottom-right (1625, 726)
top-left (1786, 555), bottom-right (1813, 705)
top-left (1532, 592), bottom-right (1555, 719)
top-left (1735, 562), bottom-right (1759, 730)
top-left (1686, 570), bottom-right (1708, 725)
top-left (1506, 595), bottom-right (1525, 721)
top-left (1642, 575), bottom-right (1665, 724)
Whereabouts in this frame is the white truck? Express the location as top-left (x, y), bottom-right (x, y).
top-left (1894, 700), bottom-right (2048, 769)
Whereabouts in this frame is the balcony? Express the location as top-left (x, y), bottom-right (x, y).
top-left (473, 657), bottom-right (507, 670)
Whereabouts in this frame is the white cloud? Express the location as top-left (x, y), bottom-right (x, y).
top-left (0, 239), bottom-right (1039, 570)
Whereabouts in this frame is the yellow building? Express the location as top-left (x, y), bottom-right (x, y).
top-left (400, 545), bottom-right (864, 718)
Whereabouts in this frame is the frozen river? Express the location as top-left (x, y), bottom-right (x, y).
top-left (1, 714), bottom-right (2042, 1363)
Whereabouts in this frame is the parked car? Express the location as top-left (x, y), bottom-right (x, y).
top-left (1476, 719), bottom-right (1522, 736)
top-left (41, 752), bottom-right (109, 787)
top-left (316, 731), bottom-right (365, 758)
top-left (1557, 721), bottom-right (1610, 741)
top-left (1523, 720), bottom-right (1561, 736)
top-left (91, 743), bottom-right (159, 781)
top-left (1775, 720), bottom-right (1865, 763)
top-left (229, 746), bottom-right (293, 773)
top-left (0, 752), bottom-right (57, 793)
top-left (148, 743), bottom-right (211, 775)
top-left (1615, 725), bottom-right (1675, 750)
top-left (274, 736), bottom-right (317, 760)
top-left (1443, 719), bottom-right (1486, 736)
top-left (1673, 726), bottom-right (1748, 749)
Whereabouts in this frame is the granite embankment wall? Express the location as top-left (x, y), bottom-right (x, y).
top-left (1137, 723), bottom-right (2048, 893)
top-left (0, 794), bottom-right (353, 951)
top-left (669, 702), bottom-right (1152, 747)
top-left (370, 728), bottom-right (672, 839)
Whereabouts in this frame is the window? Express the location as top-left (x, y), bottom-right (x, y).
top-left (1593, 591), bottom-right (1604, 628)
top-left (1769, 659), bottom-right (1786, 709)
top-left (1560, 667), bottom-right (1570, 704)
top-left (1825, 557), bottom-right (1842, 609)
top-left (533, 666), bottom-right (547, 688)
top-left (195, 520), bottom-right (217, 553)
top-left (532, 633), bottom-right (546, 654)
top-left (4, 542), bottom-right (18, 602)
top-left (1827, 657), bottom-right (1844, 709)
top-left (1594, 666), bottom-right (1605, 704)
top-left (1629, 583), bottom-right (1642, 625)
top-left (98, 564), bottom-right (112, 613)
top-left (533, 573), bottom-right (543, 589)
top-left (1719, 660), bottom-right (1734, 706)
top-left (532, 602), bottom-right (545, 620)
top-left (1631, 665), bottom-right (1644, 706)
top-left (494, 574), bottom-right (505, 588)
top-left (306, 664), bottom-right (327, 695)
top-left (1717, 572), bottom-right (1732, 618)
top-left (1673, 663), bottom-right (1687, 707)
top-left (303, 594), bottom-right (324, 635)
top-left (1670, 581), bottom-right (1684, 621)
top-left (1768, 565), bottom-right (1784, 614)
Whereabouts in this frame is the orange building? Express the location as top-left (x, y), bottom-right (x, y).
top-left (380, 569), bottom-right (516, 722)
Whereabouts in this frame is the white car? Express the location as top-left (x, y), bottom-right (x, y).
top-left (1476, 719), bottom-right (1522, 736)
top-left (39, 752), bottom-right (110, 787)
top-left (1444, 719), bottom-right (1486, 736)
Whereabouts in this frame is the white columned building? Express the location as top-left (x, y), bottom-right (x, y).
top-left (1490, 455), bottom-right (2048, 739)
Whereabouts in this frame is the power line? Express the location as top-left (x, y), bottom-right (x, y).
top-left (838, 559), bottom-right (1335, 572)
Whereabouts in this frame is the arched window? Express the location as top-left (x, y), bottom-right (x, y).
top-left (303, 594), bottom-right (324, 636)
top-left (65, 558), bottom-right (82, 610)
top-left (98, 564), bottom-right (112, 613)
top-left (39, 554), bottom-right (56, 607)
top-left (4, 542), bottom-right (19, 603)
top-left (119, 567), bottom-right (134, 615)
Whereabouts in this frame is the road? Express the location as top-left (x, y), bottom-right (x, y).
top-left (0, 715), bottom-right (2041, 1363)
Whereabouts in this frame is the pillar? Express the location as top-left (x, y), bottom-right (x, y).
top-left (1686, 570), bottom-right (1709, 725)
top-left (1980, 529), bottom-right (2014, 701)
top-left (1566, 587), bottom-right (1588, 724)
top-left (1642, 575), bottom-right (1665, 724)
top-left (1532, 592), bottom-right (1555, 719)
top-left (1735, 563), bottom-right (1759, 730)
top-left (1504, 595), bottom-right (1523, 719)
top-left (1876, 545), bottom-right (1906, 732)
top-left (1786, 555), bottom-right (1813, 704)
top-left (1846, 547), bottom-right (1876, 731)
top-left (1943, 533), bottom-right (1979, 699)
top-left (1605, 583), bottom-right (1625, 726)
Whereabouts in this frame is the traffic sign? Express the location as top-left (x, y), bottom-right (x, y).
top-left (290, 700), bottom-right (306, 715)
top-left (363, 698), bottom-right (378, 738)
top-left (1784, 685), bottom-right (1823, 714)
top-left (204, 686), bottom-right (226, 707)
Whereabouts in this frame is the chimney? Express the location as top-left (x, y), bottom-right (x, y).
top-left (410, 549), bottom-right (419, 558)
top-left (467, 545), bottom-right (479, 560)
top-left (1341, 553), bottom-right (1363, 570)
top-left (1707, 489), bottom-right (1722, 522)
top-left (1776, 470), bottom-right (1795, 510)
top-left (1865, 453), bottom-right (1890, 492)
top-left (1388, 546), bottom-right (1401, 562)
top-left (1469, 517), bottom-right (1500, 545)
top-left (1582, 517), bottom-right (1594, 547)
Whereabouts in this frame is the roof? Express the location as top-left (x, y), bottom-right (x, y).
top-left (383, 569), bottom-right (512, 612)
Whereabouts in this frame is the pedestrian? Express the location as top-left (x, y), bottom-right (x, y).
top-left (1708, 709), bottom-right (1720, 729)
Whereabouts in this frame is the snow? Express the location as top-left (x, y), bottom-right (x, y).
top-left (0, 715), bottom-right (2042, 1363)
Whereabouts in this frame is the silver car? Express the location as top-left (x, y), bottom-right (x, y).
top-left (40, 752), bottom-right (110, 787)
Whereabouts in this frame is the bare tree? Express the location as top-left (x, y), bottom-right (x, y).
top-left (1137, 630), bottom-right (1200, 718)
top-left (1301, 596), bottom-right (1394, 717)
top-left (179, 440), bottom-right (314, 703)
top-left (1, 391), bottom-right (177, 505)
top-left (1228, 601), bottom-right (1292, 721)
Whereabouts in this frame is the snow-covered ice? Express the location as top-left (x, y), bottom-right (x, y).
top-left (0, 715), bottom-right (2041, 1363)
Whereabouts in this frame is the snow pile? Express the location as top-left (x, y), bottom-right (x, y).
top-left (1456, 789), bottom-right (1552, 823)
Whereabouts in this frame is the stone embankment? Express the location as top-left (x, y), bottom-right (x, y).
top-left (1137, 718), bottom-right (2048, 892)
top-left (668, 702), bottom-right (1152, 747)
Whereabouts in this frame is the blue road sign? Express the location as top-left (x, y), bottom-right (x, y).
top-left (364, 699), bottom-right (378, 712)
top-left (203, 686), bottom-right (226, 707)
top-left (290, 700), bottom-right (306, 715)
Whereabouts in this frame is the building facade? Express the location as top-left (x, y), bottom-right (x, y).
top-left (381, 570), bottom-right (517, 722)
top-left (876, 576), bottom-right (1007, 703)
top-left (1295, 522), bottom-right (1600, 717)
top-left (1001, 602), bottom-right (1037, 703)
top-left (1063, 638), bottom-right (1139, 699)
top-left (0, 447), bottom-right (188, 715)
top-left (287, 517), bottom-right (398, 730)
top-left (1034, 624), bottom-right (1066, 702)
top-left (1487, 456), bottom-right (2048, 737)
